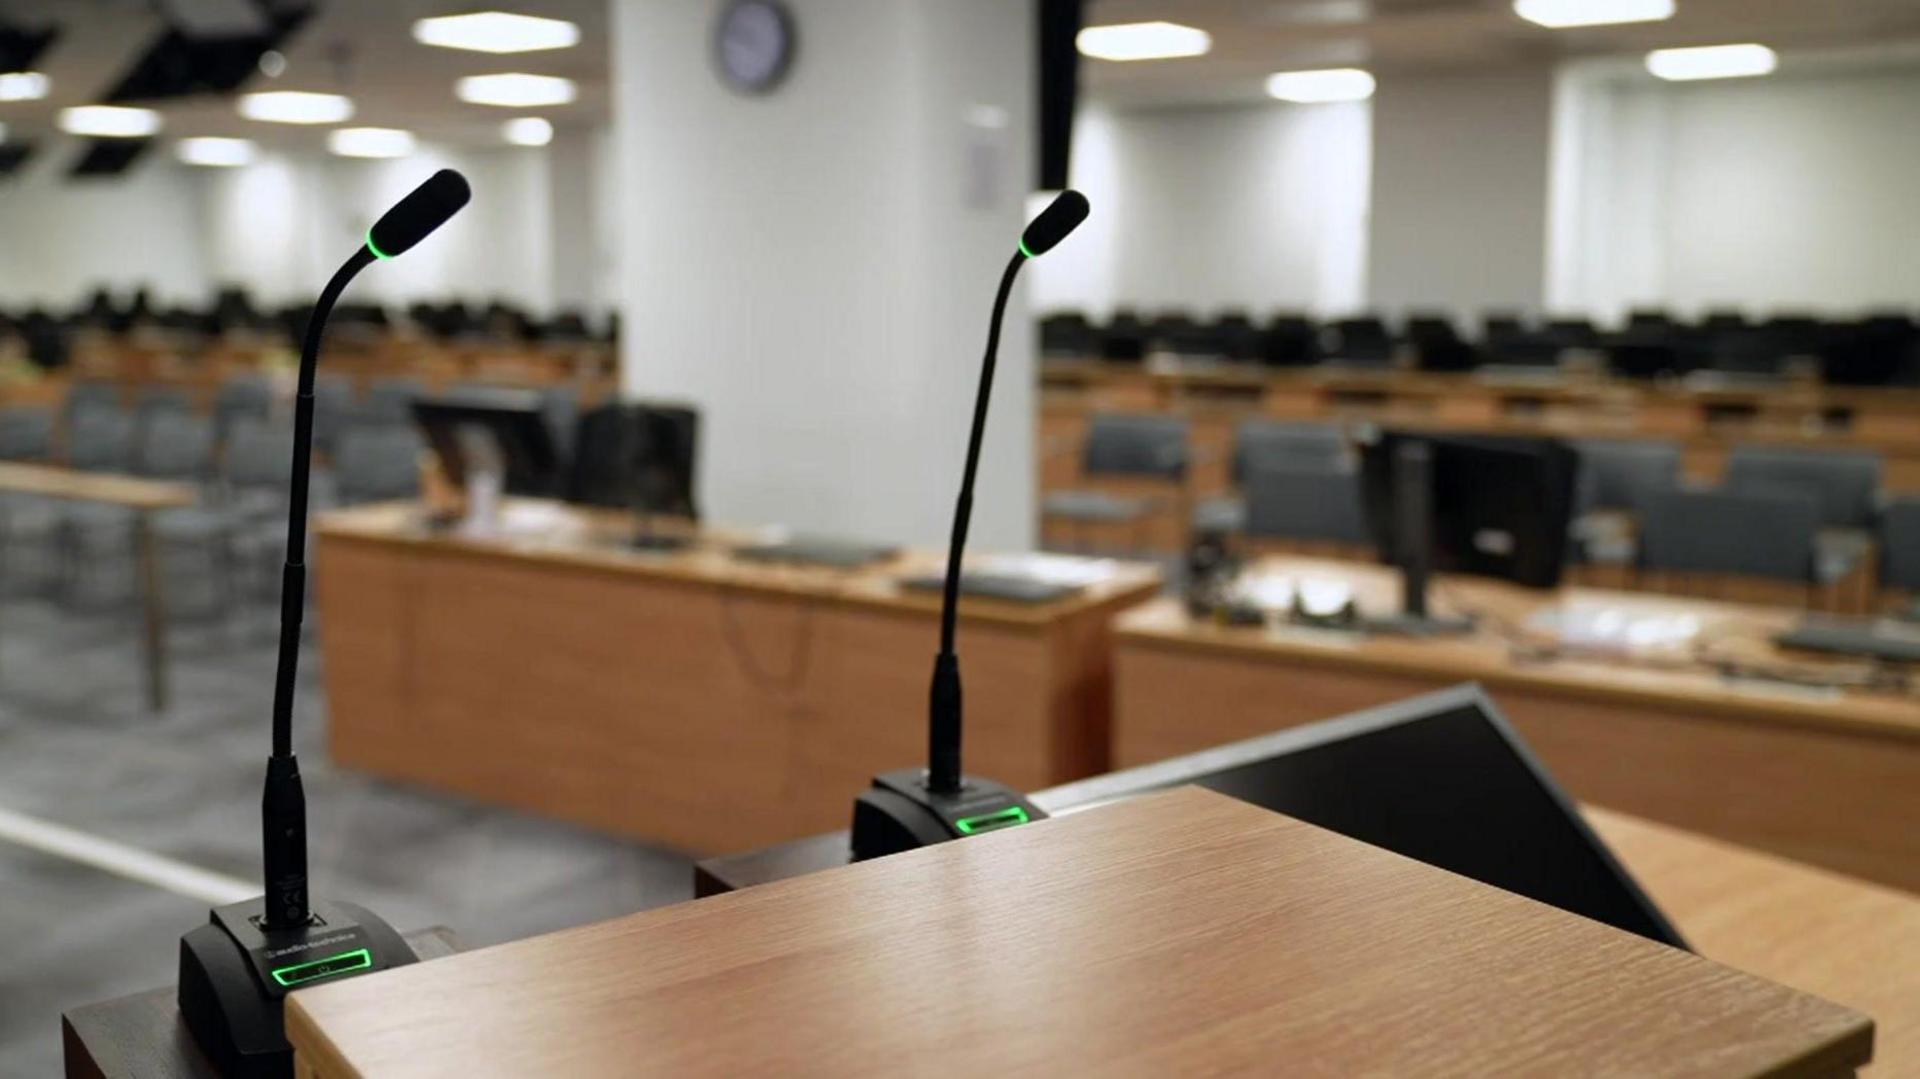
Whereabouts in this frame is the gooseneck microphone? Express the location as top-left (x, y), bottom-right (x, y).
top-left (852, 190), bottom-right (1091, 861)
top-left (180, 169), bottom-right (470, 1079)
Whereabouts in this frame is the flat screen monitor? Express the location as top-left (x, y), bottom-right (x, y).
top-left (1038, 685), bottom-right (1686, 949)
top-left (1359, 430), bottom-right (1577, 590)
top-left (411, 388), bottom-right (558, 497)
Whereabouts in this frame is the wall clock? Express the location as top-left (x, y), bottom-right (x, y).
top-left (715, 0), bottom-right (797, 95)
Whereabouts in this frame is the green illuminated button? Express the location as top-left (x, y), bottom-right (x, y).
top-left (271, 947), bottom-right (373, 988)
top-left (954, 806), bottom-right (1031, 835)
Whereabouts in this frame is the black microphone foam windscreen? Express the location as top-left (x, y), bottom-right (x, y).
top-left (1019, 189), bottom-right (1090, 258)
top-left (367, 169), bottom-right (472, 259)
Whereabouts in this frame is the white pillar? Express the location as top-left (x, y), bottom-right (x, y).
top-left (1367, 65), bottom-right (1556, 320)
top-left (611, 0), bottom-right (1037, 550)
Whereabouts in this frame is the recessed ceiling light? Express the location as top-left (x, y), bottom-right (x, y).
top-left (1646, 43), bottom-right (1777, 81)
top-left (456, 73), bottom-right (577, 108)
top-left (328, 127), bottom-right (417, 159)
top-left (59, 106), bottom-right (163, 138)
top-left (1076, 21), bottom-right (1212, 62)
top-left (502, 117), bottom-right (553, 146)
top-left (0, 71), bottom-right (50, 101)
top-left (177, 137), bottom-right (256, 167)
top-left (1266, 68), bottom-right (1376, 104)
top-left (1513, 0), bottom-right (1674, 29)
top-left (239, 90), bottom-right (355, 125)
top-left (413, 11), bottom-right (580, 54)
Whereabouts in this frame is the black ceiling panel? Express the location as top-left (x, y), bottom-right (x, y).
top-left (68, 138), bottom-right (154, 179)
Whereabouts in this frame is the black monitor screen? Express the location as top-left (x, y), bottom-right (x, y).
top-left (1360, 431), bottom-right (1577, 589)
top-left (1042, 687), bottom-right (1684, 948)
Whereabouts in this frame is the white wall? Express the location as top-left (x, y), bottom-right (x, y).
top-left (1552, 63), bottom-right (1920, 322)
top-left (1030, 100), bottom-right (1371, 320)
top-left (1368, 65), bottom-right (1556, 319)
top-left (614, 0), bottom-right (1036, 551)
top-left (0, 138), bottom-right (212, 308)
top-left (1, 139), bottom-right (588, 315)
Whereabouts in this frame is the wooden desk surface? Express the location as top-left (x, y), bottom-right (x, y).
top-left (288, 788), bottom-right (1870, 1078)
top-left (698, 810), bottom-right (1920, 1074)
top-left (0, 462), bottom-right (195, 510)
top-left (1590, 809), bottom-right (1920, 1075)
top-left (318, 500), bottom-right (1162, 631)
top-left (1119, 558), bottom-right (1920, 744)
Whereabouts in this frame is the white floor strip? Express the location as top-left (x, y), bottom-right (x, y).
top-left (0, 804), bottom-right (255, 906)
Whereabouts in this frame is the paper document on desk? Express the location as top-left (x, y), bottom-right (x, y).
top-left (976, 552), bottom-right (1119, 587)
top-left (1529, 604), bottom-right (1701, 657)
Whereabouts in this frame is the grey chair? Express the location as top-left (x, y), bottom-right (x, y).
top-left (1882, 498), bottom-right (1920, 599)
top-left (1043, 414), bottom-right (1189, 552)
top-left (213, 373), bottom-right (274, 443)
top-left (1242, 461), bottom-right (1368, 545)
top-left (221, 418), bottom-right (296, 590)
top-left (133, 385), bottom-right (195, 423)
top-left (0, 407), bottom-right (54, 461)
top-left (137, 412), bottom-right (243, 613)
top-left (1725, 446), bottom-right (1883, 583)
top-left (1195, 420), bottom-right (1347, 534)
top-left (1638, 487), bottom-right (1820, 585)
top-left (1575, 439), bottom-right (1683, 515)
top-left (61, 382), bottom-right (122, 428)
top-left (312, 374), bottom-right (356, 455)
top-left (55, 410), bottom-right (140, 604)
top-left (359, 377), bottom-right (425, 428)
top-left (333, 426), bottom-right (423, 505)
top-left (0, 408), bottom-right (59, 586)
top-left (1571, 439), bottom-right (1683, 565)
top-left (1724, 446), bottom-right (1882, 530)
top-left (67, 408), bottom-right (136, 472)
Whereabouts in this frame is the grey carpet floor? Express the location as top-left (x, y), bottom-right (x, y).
top-left (0, 563), bottom-right (693, 1076)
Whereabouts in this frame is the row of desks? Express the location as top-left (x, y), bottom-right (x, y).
top-left (313, 501), bottom-right (1920, 897)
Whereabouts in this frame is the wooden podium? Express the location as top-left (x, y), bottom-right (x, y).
top-left (285, 789), bottom-right (1871, 1077)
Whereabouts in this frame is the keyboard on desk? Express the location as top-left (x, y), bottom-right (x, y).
top-left (899, 573), bottom-right (1081, 604)
top-left (1775, 617), bottom-right (1920, 664)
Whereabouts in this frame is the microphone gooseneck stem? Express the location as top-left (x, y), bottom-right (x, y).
top-left (263, 244), bottom-right (376, 930)
top-left (930, 249), bottom-right (1028, 795)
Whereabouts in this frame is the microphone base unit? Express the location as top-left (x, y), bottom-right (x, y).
top-left (178, 897), bottom-right (417, 1079)
top-left (850, 768), bottom-right (1047, 861)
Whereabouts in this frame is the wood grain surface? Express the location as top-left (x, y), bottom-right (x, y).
top-left (0, 462), bottom-right (195, 510)
top-left (1590, 809), bottom-right (1920, 1076)
top-left (315, 501), bottom-right (1159, 852)
top-left (1112, 559), bottom-right (1920, 892)
top-left (286, 788), bottom-right (1871, 1078)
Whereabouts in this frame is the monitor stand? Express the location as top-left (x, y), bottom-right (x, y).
top-left (1367, 439), bottom-right (1473, 638)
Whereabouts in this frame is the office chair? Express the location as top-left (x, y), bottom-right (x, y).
top-left (1263, 315), bottom-right (1320, 368)
top-left (1638, 487), bottom-right (1820, 596)
top-left (1323, 317), bottom-right (1394, 366)
top-left (1042, 414), bottom-right (1189, 555)
top-left (1574, 439), bottom-right (1682, 515)
top-left (1406, 314), bottom-right (1477, 372)
top-left (1725, 446), bottom-right (1883, 587)
top-left (0, 408), bottom-right (60, 584)
top-left (1243, 460), bottom-right (1369, 547)
top-left (360, 377), bottom-right (426, 428)
top-left (1194, 420), bottom-right (1349, 534)
top-left (563, 402), bottom-right (701, 520)
top-left (333, 426), bottom-right (424, 505)
top-left (212, 374), bottom-right (274, 445)
top-left (1039, 312), bottom-right (1095, 358)
top-left (1882, 499), bottom-right (1920, 601)
top-left (62, 382), bottom-right (123, 431)
top-left (134, 385), bottom-right (194, 425)
top-left (1725, 447), bottom-right (1882, 531)
top-left (311, 374), bottom-right (356, 456)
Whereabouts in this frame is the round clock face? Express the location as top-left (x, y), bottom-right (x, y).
top-left (715, 0), bottom-right (796, 94)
